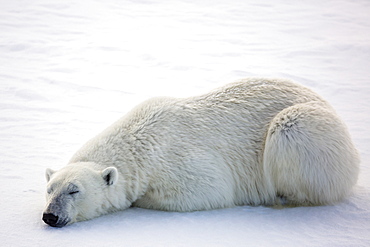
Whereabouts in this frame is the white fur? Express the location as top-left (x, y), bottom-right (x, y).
top-left (43, 78), bottom-right (360, 226)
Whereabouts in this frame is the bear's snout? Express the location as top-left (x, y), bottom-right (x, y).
top-left (42, 213), bottom-right (64, 227)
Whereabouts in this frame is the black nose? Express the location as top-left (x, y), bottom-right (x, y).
top-left (42, 213), bottom-right (59, 227)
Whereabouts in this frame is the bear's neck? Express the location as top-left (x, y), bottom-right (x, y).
top-left (68, 130), bottom-right (156, 210)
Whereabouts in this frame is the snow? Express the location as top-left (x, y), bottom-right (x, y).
top-left (1, 0), bottom-right (370, 246)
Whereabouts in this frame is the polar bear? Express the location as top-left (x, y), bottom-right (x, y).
top-left (43, 78), bottom-right (360, 227)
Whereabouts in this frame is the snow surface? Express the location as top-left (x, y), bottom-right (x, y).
top-left (1, 0), bottom-right (370, 246)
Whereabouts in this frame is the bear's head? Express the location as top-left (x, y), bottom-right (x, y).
top-left (42, 162), bottom-right (118, 227)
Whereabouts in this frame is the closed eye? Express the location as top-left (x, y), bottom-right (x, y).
top-left (69, 191), bottom-right (79, 195)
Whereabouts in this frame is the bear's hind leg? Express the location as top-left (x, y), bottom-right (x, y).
top-left (263, 102), bottom-right (359, 205)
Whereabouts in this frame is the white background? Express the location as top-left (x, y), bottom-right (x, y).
top-left (1, 0), bottom-right (369, 246)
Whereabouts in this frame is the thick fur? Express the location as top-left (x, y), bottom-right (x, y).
top-left (43, 78), bottom-right (360, 227)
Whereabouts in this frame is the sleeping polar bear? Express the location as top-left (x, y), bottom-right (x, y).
top-left (43, 78), bottom-right (359, 227)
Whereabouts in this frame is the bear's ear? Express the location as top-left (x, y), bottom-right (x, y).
top-left (45, 168), bottom-right (56, 182)
top-left (101, 167), bottom-right (118, 186)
